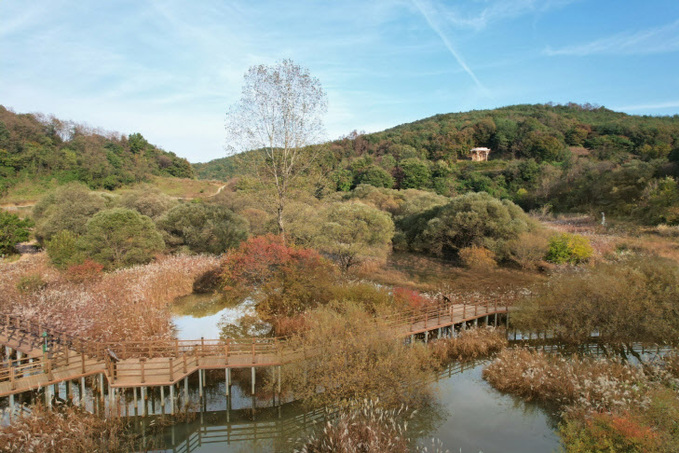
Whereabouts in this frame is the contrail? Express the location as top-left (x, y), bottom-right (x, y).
top-left (412, 0), bottom-right (490, 96)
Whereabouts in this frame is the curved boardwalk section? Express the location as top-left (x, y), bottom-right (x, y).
top-left (0, 299), bottom-right (509, 414)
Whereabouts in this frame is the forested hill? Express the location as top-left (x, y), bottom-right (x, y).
top-left (197, 103), bottom-right (679, 180)
top-left (198, 103), bottom-right (679, 224)
top-left (0, 105), bottom-right (194, 198)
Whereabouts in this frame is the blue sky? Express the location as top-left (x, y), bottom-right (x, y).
top-left (1, 0), bottom-right (678, 163)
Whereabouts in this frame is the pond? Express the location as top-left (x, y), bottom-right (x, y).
top-left (133, 360), bottom-right (561, 452)
top-left (152, 294), bottom-right (561, 451)
top-left (171, 293), bottom-right (271, 340)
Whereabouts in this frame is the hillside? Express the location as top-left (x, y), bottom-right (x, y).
top-left (197, 103), bottom-right (679, 224)
top-left (0, 105), bottom-right (194, 202)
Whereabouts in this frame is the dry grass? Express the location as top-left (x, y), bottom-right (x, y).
top-left (353, 252), bottom-right (544, 301)
top-left (295, 401), bottom-right (413, 453)
top-left (0, 404), bottom-right (139, 452)
top-left (430, 327), bottom-right (507, 363)
top-left (542, 215), bottom-right (679, 264)
top-left (0, 252), bottom-right (220, 342)
top-left (483, 348), bottom-right (649, 414)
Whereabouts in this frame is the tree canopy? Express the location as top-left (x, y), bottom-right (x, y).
top-left (158, 203), bottom-right (249, 254)
top-left (79, 208), bottom-right (164, 269)
top-left (225, 59), bottom-right (327, 238)
top-left (0, 211), bottom-right (33, 255)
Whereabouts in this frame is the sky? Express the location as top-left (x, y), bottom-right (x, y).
top-left (1, 0), bottom-right (679, 163)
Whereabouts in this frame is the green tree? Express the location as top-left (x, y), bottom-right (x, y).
top-left (158, 203), bottom-right (249, 254)
top-left (46, 230), bottom-right (83, 268)
top-left (315, 202), bottom-right (395, 271)
top-left (117, 186), bottom-right (177, 219)
top-left (397, 158), bottom-right (431, 189)
top-left (0, 211), bottom-right (33, 255)
top-left (355, 165), bottom-right (394, 188)
top-left (80, 208), bottom-right (164, 269)
top-left (401, 192), bottom-right (532, 259)
top-left (32, 182), bottom-right (107, 244)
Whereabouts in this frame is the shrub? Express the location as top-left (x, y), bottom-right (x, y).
top-left (79, 208), bottom-right (165, 269)
top-left (511, 256), bottom-right (679, 350)
top-left (222, 235), bottom-right (337, 319)
top-left (279, 302), bottom-right (435, 409)
top-left (507, 230), bottom-right (550, 269)
top-left (158, 203), bottom-right (249, 254)
top-left (315, 202), bottom-right (395, 271)
top-left (117, 186), bottom-right (177, 219)
top-left (545, 233), bottom-right (593, 264)
top-left (393, 287), bottom-right (431, 310)
top-left (400, 192), bottom-right (533, 259)
top-left (458, 245), bottom-right (497, 270)
top-left (16, 274), bottom-right (47, 293)
top-left (32, 182), bottom-right (106, 244)
top-left (46, 230), bottom-right (84, 268)
top-left (0, 211), bottom-right (33, 255)
top-left (560, 412), bottom-right (662, 453)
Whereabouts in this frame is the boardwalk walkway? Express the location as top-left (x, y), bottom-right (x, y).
top-left (0, 300), bottom-right (509, 401)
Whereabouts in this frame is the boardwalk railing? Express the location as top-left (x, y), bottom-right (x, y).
top-left (0, 297), bottom-right (510, 396)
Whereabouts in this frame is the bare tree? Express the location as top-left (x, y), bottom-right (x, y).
top-left (225, 59), bottom-right (328, 239)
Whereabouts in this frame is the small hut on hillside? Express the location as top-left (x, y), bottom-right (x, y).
top-left (470, 147), bottom-right (491, 161)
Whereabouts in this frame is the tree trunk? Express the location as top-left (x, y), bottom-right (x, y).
top-left (277, 202), bottom-right (286, 243)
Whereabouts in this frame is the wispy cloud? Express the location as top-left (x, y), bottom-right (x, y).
top-left (545, 19), bottom-right (679, 56)
top-left (412, 0), bottom-right (490, 95)
top-left (424, 0), bottom-right (579, 31)
top-left (615, 100), bottom-right (679, 112)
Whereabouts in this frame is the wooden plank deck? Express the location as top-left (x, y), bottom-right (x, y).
top-left (0, 300), bottom-right (510, 397)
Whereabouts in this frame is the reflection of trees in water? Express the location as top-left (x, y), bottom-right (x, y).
top-left (218, 312), bottom-right (271, 339)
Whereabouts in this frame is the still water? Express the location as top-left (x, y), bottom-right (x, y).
top-left (153, 294), bottom-right (560, 452)
top-left (135, 360), bottom-right (560, 452)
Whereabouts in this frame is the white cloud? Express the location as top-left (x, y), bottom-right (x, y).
top-left (545, 19), bottom-right (679, 56)
top-left (412, 0), bottom-right (490, 95)
top-left (614, 100), bottom-right (679, 112)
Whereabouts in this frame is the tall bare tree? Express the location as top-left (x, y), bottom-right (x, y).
top-left (225, 59), bottom-right (327, 239)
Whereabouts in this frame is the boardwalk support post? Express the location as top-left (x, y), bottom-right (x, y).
top-left (80, 377), bottom-right (86, 409)
top-left (251, 367), bottom-right (256, 395)
top-left (183, 377), bottom-right (189, 408)
top-left (225, 368), bottom-right (231, 396)
top-left (169, 358), bottom-right (174, 381)
top-left (169, 384), bottom-right (175, 415)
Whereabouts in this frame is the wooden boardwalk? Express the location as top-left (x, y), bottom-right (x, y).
top-left (0, 300), bottom-right (509, 401)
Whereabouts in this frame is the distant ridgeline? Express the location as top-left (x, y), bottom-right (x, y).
top-left (0, 105), bottom-right (194, 197)
top-left (199, 103), bottom-right (679, 224)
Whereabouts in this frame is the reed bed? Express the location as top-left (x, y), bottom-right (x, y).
top-left (0, 404), bottom-right (139, 452)
top-left (0, 253), bottom-right (220, 342)
top-left (430, 327), bottom-right (507, 363)
top-left (295, 400), bottom-right (413, 453)
top-left (483, 348), bottom-right (650, 413)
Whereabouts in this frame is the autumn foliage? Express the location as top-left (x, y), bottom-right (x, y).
top-left (221, 235), bottom-right (337, 319)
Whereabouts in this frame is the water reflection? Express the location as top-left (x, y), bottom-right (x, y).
top-left (172, 294), bottom-right (271, 340)
top-left (137, 360), bottom-right (561, 453)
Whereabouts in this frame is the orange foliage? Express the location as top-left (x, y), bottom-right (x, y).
top-left (65, 260), bottom-right (104, 283)
top-left (221, 234), bottom-right (328, 290)
top-left (393, 287), bottom-right (431, 310)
